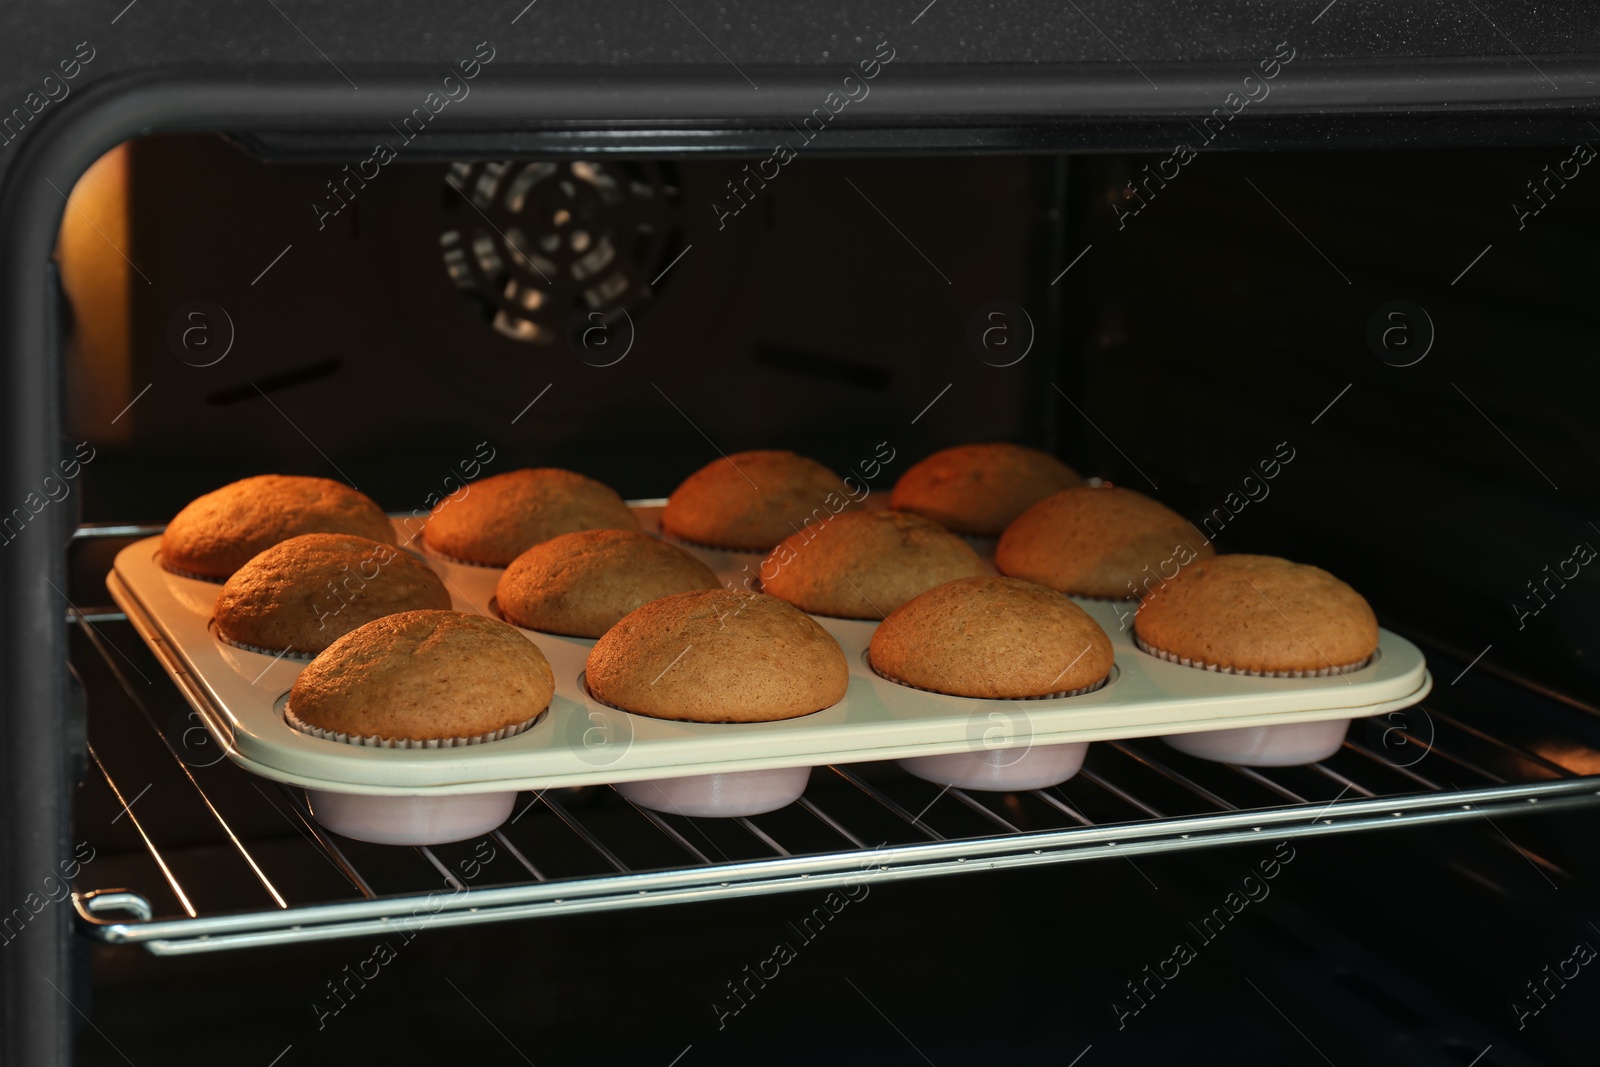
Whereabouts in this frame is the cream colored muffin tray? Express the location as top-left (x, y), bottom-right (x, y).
top-left (107, 503), bottom-right (1432, 836)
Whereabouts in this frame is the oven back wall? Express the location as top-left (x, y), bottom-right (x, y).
top-left (67, 135), bottom-right (1054, 521)
top-left (1059, 147), bottom-right (1600, 700)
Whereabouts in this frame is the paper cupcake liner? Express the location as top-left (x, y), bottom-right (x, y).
top-left (491, 599), bottom-right (596, 639)
top-left (284, 705), bottom-right (544, 749)
top-left (582, 686), bottom-right (639, 718)
top-left (1133, 633), bottom-right (1374, 679)
top-left (661, 532), bottom-right (772, 557)
top-left (158, 555), bottom-right (227, 583)
top-left (867, 652), bottom-right (1111, 701)
top-left (418, 538), bottom-right (507, 569)
top-left (215, 629), bottom-right (317, 661)
top-left (580, 673), bottom-right (823, 724)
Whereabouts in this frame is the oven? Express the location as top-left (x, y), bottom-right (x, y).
top-left (4, 4), bottom-right (1600, 1065)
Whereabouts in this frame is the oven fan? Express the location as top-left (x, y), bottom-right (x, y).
top-left (439, 160), bottom-right (682, 347)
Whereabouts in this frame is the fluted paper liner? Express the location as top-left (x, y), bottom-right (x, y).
top-left (158, 552), bottom-right (226, 583)
top-left (868, 651), bottom-right (1111, 701)
top-left (284, 705), bottom-right (543, 749)
top-left (660, 531), bottom-right (772, 556)
top-left (579, 671), bottom-right (826, 725)
top-left (216, 629), bottom-right (317, 661)
top-left (419, 535), bottom-right (508, 569)
top-left (1134, 633), bottom-right (1374, 679)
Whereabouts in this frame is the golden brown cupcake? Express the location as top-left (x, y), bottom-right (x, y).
top-left (869, 576), bottom-right (1114, 699)
top-left (1134, 555), bottom-right (1379, 676)
top-left (215, 534), bottom-right (452, 656)
top-left (496, 529), bottom-right (720, 638)
top-left (586, 589), bottom-right (848, 723)
top-left (423, 468), bottom-right (639, 566)
top-left (661, 450), bottom-right (854, 551)
top-left (997, 485), bottom-right (1215, 599)
top-left (287, 610), bottom-right (554, 742)
top-left (760, 510), bottom-right (985, 619)
top-left (162, 475), bottom-right (395, 580)
top-left (889, 443), bottom-right (1081, 537)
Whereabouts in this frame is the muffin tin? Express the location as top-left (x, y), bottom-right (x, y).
top-left (107, 503), bottom-right (1432, 845)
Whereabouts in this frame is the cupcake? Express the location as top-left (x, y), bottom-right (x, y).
top-left (214, 534), bottom-right (452, 657)
top-left (1133, 554), bottom-right (1379, 677)
top-left (996, 485), bottom-right (1215, 599)
top-left (496, 529), bottom-right (720, 638)
top-left (890, 443), bottom-right (1081, 537)
top-left (760, 510), bottom-right (985, 619)
top-left (869, 576), bottom-right (1114, 699)
top-left (422, 468), bottom-right (639, 567)
top-left (162, 475), bottom-right (395, 580)
top-left (287, 610), bottom-right (553, 744)
top-left (586, 589), bottom-right (848, 723)
top-left (661, 450), bottom-right (854, 552)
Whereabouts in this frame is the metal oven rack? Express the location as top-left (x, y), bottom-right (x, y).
top-left (68, 529), bottom-right (1600, 957)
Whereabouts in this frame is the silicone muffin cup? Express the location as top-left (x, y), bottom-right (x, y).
top-left (304, 790), bottom-right (521, 847)
top-left (872, 655), bottom-right (1110, 790)
top-left (582, 679), bottom-right (816, 818)
top-left (615, 765), bottom-right (812, 818)
top-left (284, 706), bottom-right (542, 845)
top-left (1162, 718), bottom-right (1351, 766)
top-left (1135, 633), bottom-right (1372, 766)
top-left (898, 741), bottom-right (1090, 791)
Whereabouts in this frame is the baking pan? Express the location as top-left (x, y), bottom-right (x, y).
top-left (106, 503), bottom-right (1431, 841)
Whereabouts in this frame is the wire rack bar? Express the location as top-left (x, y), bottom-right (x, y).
top-left (75, 606), bottom-right (289, 908)
top-left (1106, 741), bottom-right (1240, 810)
top-left (1228, 764), bottom-right (1311, 804)
top-left (624, 797), bottom-right (715, 864)
top-left (829, 766), bottom-right (946, 840)
top-left (947, 788), bottom-right (1022, 833)
top-left (1428, 708), bottom-right (1577, 778)
top-left (1077, 767), bottom-right (1166, 818)
top-left (78, 780), bottom-right (1600, 955)
top-left (538, 792), bottom-right (631, 873)
top-left (490, 829), bottom-right (547, 882)
top-left (263, 783), bottom-right (378, 899)
top-left (87, 745), bottom-right (197, 919)
top-left (795, 797), bottom-right (868, 849)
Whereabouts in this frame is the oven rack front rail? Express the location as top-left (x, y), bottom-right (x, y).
top-left (65, 554), bottom-right (1600, 956)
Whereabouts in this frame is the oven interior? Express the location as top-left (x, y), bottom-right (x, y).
top-left (53, 132), bottom-right (1600, 1065)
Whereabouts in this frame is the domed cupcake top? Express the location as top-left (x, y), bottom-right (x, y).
top-left (289, 610), bottom-right (554, 741)
top-left (662, 450), bottom-right (854, 551)
top-left (216, 533), bottom-right (451, 655)
top-left (997, 484), bottom-right (1214, 599)
top-left (585, 589), bottom-right (848, 722)
top-left (760, 510), bottom-right (984, 619)
top-left (1134, 554), bottom-right (1379, 675)
top-left (423, 468), bottom-right (638, 566)
top-left (496, 529), bottom-right (719, 638)
top-left (162, 474), bottom-right (395, 580)
top-left (869, 576), bottom-right (1114, 699)
top-left (890, 443), bottom-right (1081, 537)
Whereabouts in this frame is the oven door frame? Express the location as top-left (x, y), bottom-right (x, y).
top-left (5, 59), bottom-right (1600, 1066)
